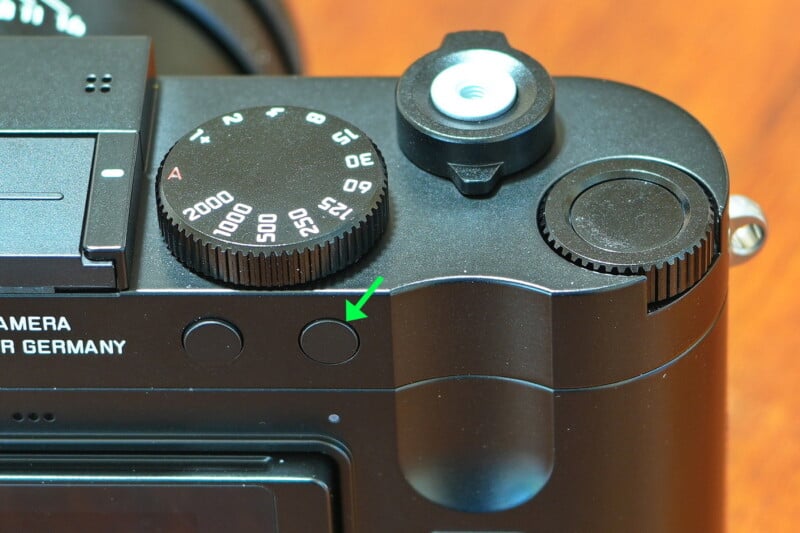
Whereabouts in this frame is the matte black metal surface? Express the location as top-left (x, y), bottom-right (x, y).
top-left (0, 37), bottom-right (731, 532)
top-left (0, 37), bottom-right (152, 132)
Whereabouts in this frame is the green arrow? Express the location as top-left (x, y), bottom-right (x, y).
top-left (345, 276), bottom-right (385, 322)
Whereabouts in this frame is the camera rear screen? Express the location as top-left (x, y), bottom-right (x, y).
top-left (0, 452), bottom-right (338, 532)
top-left (0, 485), bottom-right (277, 532)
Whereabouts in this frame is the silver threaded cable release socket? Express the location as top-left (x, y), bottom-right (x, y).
top-left (430, 50), bottom-right (518, 121)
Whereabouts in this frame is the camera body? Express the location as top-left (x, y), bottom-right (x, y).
top-left (0, 34), bottom-right (727, 532)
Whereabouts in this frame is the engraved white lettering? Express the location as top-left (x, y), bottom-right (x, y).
top-left (22, 316), bottom-right (39, 330)
top-left (5, 1), bottom-right (87, 37)
top-left (21, 338), bottom-right (126, 356)
top-left (0, 316), bottom-right (71, 332)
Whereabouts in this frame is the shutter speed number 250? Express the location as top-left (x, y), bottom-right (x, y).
top-left (257, 209), bottom-right (321, 242)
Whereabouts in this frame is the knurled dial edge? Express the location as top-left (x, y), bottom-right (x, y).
top-left (156, 106), bottom-right (388, 288)
top-left (539, 159), bottom-right (717, 305)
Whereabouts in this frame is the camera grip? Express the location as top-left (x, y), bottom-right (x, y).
top-left (396, 377), bottom-right (554, 513)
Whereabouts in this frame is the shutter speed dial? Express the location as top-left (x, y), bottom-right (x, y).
top-left (156, 106), bottom-right (388, 287)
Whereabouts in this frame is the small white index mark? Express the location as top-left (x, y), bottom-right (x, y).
top-left (100, 168), bottom-right (125, 178)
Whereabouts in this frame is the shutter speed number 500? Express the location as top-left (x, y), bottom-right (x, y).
top-left (257, 210), bottom-right (321, 242)
top-left (257, 213), bottom-right (278, 243)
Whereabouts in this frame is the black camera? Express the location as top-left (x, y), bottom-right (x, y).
top-left (0, 30), bottom-right (766, 532)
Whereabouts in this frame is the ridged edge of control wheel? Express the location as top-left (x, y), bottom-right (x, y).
top-left (540, 207), bottom-right (715, 304)
top-left (538, 158), bottom-right (718, 305)
top-left (156, 155), bottom-right (388, 288)
top-left (155, 105), bottom-right (389, 287)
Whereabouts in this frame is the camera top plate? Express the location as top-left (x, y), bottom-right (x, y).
top-left (0, 36), bottom-right (731, 390)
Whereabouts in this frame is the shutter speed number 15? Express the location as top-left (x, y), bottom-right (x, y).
top-left (255, 118), bottom-right (377, 243)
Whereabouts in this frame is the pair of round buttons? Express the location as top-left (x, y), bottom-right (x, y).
top-left (182, 319), bottom-right (359, 365)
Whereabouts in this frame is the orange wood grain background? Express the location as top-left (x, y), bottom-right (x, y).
top-left (288, 1), bottom-right (799, 530)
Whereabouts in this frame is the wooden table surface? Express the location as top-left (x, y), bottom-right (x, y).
top-left (288, 1), bottom-right (799, 530)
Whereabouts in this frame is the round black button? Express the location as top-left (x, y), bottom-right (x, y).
top-left (182, 319), bottom-right (243, 365)
top-left (300, 320), bottom-right (359, 365)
